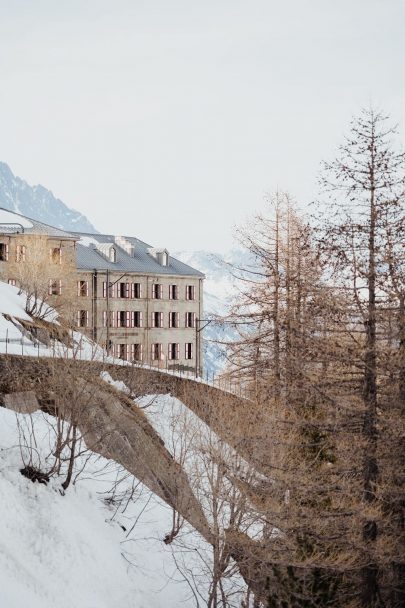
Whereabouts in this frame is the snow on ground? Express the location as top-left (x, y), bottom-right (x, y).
top-left (0, 281), bottom-right (115, 363)
top-left (0, 406), bottom-right (212, 608)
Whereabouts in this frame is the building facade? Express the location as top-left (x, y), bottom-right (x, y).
top-left (0, 208), bottom-right (77, 316)
top-left (0, 208), bottom-right (205, 373)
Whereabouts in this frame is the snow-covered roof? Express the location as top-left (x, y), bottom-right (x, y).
top-left (75, 232), bottom-right (205, 278)
top-left (0, 207), bottom-right (76, 239)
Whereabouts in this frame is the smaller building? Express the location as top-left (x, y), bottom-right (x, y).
top-left (0, 208), bottom-right (77, 317)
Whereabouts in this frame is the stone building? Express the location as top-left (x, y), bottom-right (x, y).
top-left (0, 208), bottom-right (77, 317)
top-left (0, 208), bottom-right (205, 373)
top-left (74, 233), bottom-right (204, 374)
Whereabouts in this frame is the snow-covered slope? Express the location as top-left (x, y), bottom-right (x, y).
top-left (0, 407), bottom-right (212, 608)
top-left (0, 162), bottom-right (97, 233)
top-left (0, 281), bottom-right (112, 362)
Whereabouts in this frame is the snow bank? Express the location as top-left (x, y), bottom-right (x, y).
top-left (0, 406), bottom-right (210, 607)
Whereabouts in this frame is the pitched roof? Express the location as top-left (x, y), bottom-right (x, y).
top-left (0, 207), bottom-right (204, 278)
top-left (0, 207), bottom-right (76, 239)
top-left (74, 232), bottom-right (204, 278)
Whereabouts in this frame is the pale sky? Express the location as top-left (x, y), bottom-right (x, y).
top-left (0, 0), bottom-right (404, 251)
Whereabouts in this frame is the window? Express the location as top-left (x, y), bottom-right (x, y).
top-left (0, 243), bottom-right (9, 261)
top-left (185, 343), bottom-right (193, 360)
top-left (151, 311), bottom-right (163, 328)
top-left (77, 280), bottom-right (89, 297)
top-left (16, 245), bottom-right (26, 262)
top-left (169, 284), bottom-right (178, 300)
top-left (152, 283), bottom-right (163, 299)
top-left (118, 282), bottom-right (129, 298)
top-left (185, 312), bottom-right (196, 328)
top-left (186, 285), bottom-right (195, 301)
top-left (169, 312), bottom-right (179, 328)
top-left (151, 343), bottom-right (163, 361)
top-left (50, 247), bottom-right (62, 264)
top-left (77, 310), bottom-right (89, 328)
top-left (117, 311), bottom-right (131, 328)
top-left (131, 283), bottom-right (142, 299)
top-left (131, 343), bottom-right (143, 362)
top-left (132, 311), bottom-right (143, 328)
top-left (8, 278), bottom-right (16, 286)
top-left (168, 343), bottom-right (180, 360)
top-left (109, 247), bottom-right (117, 263)
top-left (116, 344), bottom-right (128, 360)
top-left (48, 279), bottom-right (62, 295)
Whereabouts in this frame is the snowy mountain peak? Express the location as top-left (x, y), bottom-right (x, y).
top-left (0, 162), bottom-right (97, 233)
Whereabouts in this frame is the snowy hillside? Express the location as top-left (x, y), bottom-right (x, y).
top-left (0, 162), bottom-right (97, 233)
top-left (0, 281), bottom-right (109, 362)
top-left (0, 283), bottom-right (256, 606)
top-left (0, 406), bottom-right (214, 608)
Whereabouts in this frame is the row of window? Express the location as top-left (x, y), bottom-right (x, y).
top-left (78, 281), bottom-right (196, 301)
top-left (7, 278), bottom-right (62, 295)
top-left (111, 342), bottom-right (194, 362)
top-left (77, 310), bottom-right (197, 328)
top-left (0, 244), bottom-right (63, 263)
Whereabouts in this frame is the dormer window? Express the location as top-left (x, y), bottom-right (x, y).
top-left (148, 247), bottom-right (169, 266)
top-left (96, 243), bottom-right (117, 263)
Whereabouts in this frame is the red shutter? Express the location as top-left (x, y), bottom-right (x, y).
top-left (159, 284), bottom-right (163, 299)
top-left (139, 311), bottom-right (143, 327)
top-left (168, 344), bottom-right (172, 360)
top-left (77, 311), bottom-right (81, 327)
top-left (176, 343), bottom-right (179, 360)
top-left (86, 311), bottom-right (89, 327)
top-left (5, 244), bottom-right (9, 261)
top-left (103, 311), bottom-right (107, 327)
top-left (131, 283), bottom-right (135, 299)
top-left (86, 281), bottom-right (89, 297)
top-left (169, 313), bottom-right (172, 328)
top-left (126, 311), bottom-right (130, 328)
top-left (139, 283), bottom-right (143, 298)
top-left (160, 312), bottom-right (163, 328)
top-left (103, 282), bottom-right (107, 298)
top-left (59, 280), bottom-right (62, 295)
top-left (77, 281), bottom-right (81, 297)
